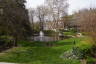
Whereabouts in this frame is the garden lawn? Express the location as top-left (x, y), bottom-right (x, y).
top-left (63, 32), bottom-right (76, 35)
top-left (0, 37), bottom-right (83, 64)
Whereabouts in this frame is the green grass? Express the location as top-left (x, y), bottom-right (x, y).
top-left (63, 31), bottom-right (76, 36)
top-left (0, 46), bottom-right (80, 64)
top-left (55, 37), bottom-right (83, 45)
top-left (0, 37), bottom-right (84, 64)
top-left (17, 37), bottom-right (83, 47)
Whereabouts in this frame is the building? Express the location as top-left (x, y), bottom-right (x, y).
top-left (44, 20), bottom-right (64, 31)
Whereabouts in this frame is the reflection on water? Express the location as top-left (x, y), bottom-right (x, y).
top-left (33, 35), bottom-right (69, 42)
top-left (34, 36), bottom-right (57, 42)
top-left (33, 31), bottom-right (59, 42)
top-left (31, 31), bottom-right (70, 42)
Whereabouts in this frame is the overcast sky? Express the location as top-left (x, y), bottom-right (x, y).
top-left (25, 0), bottom-right (96, 14)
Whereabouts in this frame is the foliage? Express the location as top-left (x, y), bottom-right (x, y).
top-left (75, 8), bottom-right (96, 43)
top-left (0, 35), bottom-right (13, 43)
top-left (87, 57), bottom-right (96, 64)
top-left (43, 30), bottom-right (57, 36)
top-left (0, 0), bottom-right (32, 41)
top-left (72, 38), bottom-right (93, 59)
top-left (61, 28), bottom-right (77, 36)
top-left (60, 37), bottom-right (94, 62)
top-left (0, 35), bottom-right (14, 51)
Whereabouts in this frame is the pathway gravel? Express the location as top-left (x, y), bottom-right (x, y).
top-left (0, 62), bottom-right (16, 64)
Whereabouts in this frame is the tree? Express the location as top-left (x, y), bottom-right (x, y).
top-left (0, 0), bottom-right (32, 46)
top-left (61, 15), bottom-right (74, 29)
top-left (28, 8), bottom-right (35, 36)
top-left (36, 5), bottom-right (48, 31)
top-left (45, 0), bottom-right (68, 31)
top-left (75, 8), bottom-right (96, 64)
top-left (29, 8), bottom-right (35, 29)
top-left (75, 8), bottom-right (96, 42)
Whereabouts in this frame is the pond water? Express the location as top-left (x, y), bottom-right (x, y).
top-left (30, 31), bottom-right (70, 42)
top-left (32, 31), bottom-right (56, 42)
top-left (34, 36), bottom-right (58, 42)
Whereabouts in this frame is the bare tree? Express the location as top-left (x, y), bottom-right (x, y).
top-left (75, 8), bottom-right (96, 41)
top-left (45, 0), bottom-right (68, 31)
top-left (36, 5), bottom-right (48, 31)
top-left (75, 8), bottom-right (96, 64)
top-left (28, 8), bottom-right (35, 30)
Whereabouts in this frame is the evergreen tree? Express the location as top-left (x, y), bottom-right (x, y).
top-left (0, 0), bottom-right (32, 46)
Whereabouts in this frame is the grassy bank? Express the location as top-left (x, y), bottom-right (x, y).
top-left (0, 37), bottom-right (84, 64)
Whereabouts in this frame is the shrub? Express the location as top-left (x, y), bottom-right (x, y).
top-left (87, 57), bottom-right (96, 64)
top-left (43, 30), bottom-right (57, 36)
top-left (0, 35), bottom-right (14, 51)
top-left (72, 38), bottom-right (93, 59)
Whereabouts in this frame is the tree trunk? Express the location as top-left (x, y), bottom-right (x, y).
top-left (13, 37), bottom-right (18, 47)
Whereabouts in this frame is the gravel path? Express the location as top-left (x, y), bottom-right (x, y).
top-left (0, 62), bottom-right (16, 64)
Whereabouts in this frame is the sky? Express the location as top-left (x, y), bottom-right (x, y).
top-left (25, 0), bottom-right (96, 14)
top-left (26, 0), bottom-right (45, 8)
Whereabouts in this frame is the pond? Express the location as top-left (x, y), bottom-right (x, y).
top-left (33, 36), bottom-right (58, 42)
top-left (30, 31), bottom-right (71, 42)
